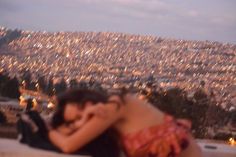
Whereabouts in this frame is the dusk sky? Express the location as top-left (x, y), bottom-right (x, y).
top-left (0, 0), bottom-right (236, 43)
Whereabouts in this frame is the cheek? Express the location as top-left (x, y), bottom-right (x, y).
top-left (64, 105), bottom-right (81, 122)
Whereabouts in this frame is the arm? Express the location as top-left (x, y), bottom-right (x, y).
top-left (56, 103), bottom-right (112, 136)
top-left (72, 103), bottom-right (109, 128)
top-left (56, 124), bottom-right (77, 135)
top-left (49, 103), bottom-right (123, 153)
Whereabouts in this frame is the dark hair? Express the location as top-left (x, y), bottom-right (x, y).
top-left (52, 88), bottom-right (131, 128)
top-left (52, 89), bottom-right (109, 128)
top-left (51, 88), bottom-right (121, 157)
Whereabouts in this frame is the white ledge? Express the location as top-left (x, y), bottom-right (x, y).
top-left (0, 138), bottom-right (90, 157)
top-left (1, 138), bottom-right (236, 157)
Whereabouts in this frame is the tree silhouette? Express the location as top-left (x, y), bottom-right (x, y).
top-left (0, 72), bottom-right (10, 94)
top-left (1, 77), bottom-right (20, 99)
top-left (37, 75), bottom-right (47, 93)
top-left (54, 79), bottom-right (67, 95)
top-left (0, 29), bottom-right (21, 47)
top-left (147, 86), bottom-right (211, 138)
top-left (0, 110), bottom-right (7, 124)
top-left (46, 76), bottom-right (54, 96)
top-left (22, 70), bottom-right (34, 90)
top-left (69, 79), bottom-right (78, 89)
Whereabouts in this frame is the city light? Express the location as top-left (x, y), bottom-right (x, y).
top-left (229, 138), bottom-right (236, 146)
top-left (32, 98), bottom-right (37, 108)
top-left (19, 96), bottom-right (26, 107)
top-left (47, 102), bottom-right (55, 109)
top-left (22, 80), bottom-right (26, 89)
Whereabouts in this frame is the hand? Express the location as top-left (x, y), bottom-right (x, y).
top-left (167, 133), bottom-right (182, 155)
top-left (108, 95), bottom-right (123, 104)
top-left (176, 119), bottom-right (192, 130)
top-left (149, 133), bottom-right (182, 156)
top-left (92, 103), bottom-right (109, 118)
top-left (107, 95), bottom-right (124, 109)
top-left (73, 103), bottom-right (108, 129)
top-left (57, 124), bottom-right (75, 135)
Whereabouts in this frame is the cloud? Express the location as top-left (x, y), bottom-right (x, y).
top-left (0, 0), bottom-right (20, 13)
top-left (75, 0), bottom-right (171, 19)
top-left (187, 10), bottom-right (199, 18)
top-left (0, 0), bottom-right (235, 43)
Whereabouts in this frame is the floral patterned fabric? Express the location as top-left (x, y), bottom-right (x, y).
top-left (121, 115), bottom-right (190, 157)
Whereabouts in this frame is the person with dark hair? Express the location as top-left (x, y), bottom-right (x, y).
top-left (17, 94), bottom-right (120, 157)
top-left (51, 89), bottom-right (121, 157)
top-left (49, 88), bottom-right (203, 157)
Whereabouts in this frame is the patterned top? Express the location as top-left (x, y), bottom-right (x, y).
top-left (121, 115), bottom-right (190, 157)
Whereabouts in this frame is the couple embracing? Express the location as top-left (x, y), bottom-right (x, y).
top-left (46, 88), bottom-right (202, 157)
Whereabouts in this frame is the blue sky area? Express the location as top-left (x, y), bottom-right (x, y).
top-left (0, 0), bottom-right (236, 43)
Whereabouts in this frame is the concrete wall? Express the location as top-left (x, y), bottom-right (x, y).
top-left (1, 138), bottom-right (236, 157)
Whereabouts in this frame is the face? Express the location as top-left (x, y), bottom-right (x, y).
top-left (63, 102), bottom-right (83, 123)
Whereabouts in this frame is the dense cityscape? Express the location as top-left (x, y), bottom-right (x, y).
top-left (1, 0), bottom-right (236, 155)
top-left (0, 26), bottom-right (236, 157)
top-left (0, 26), bottom-right (235, 109)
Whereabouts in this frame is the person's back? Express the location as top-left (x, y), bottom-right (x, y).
top-left (113, 93), bottom-right (165, 135)
top-left (112, 93), bottom-right (203, 157)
